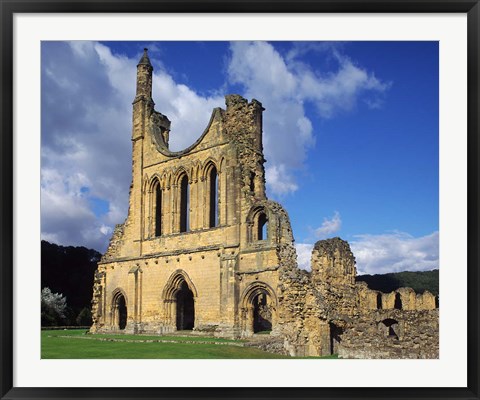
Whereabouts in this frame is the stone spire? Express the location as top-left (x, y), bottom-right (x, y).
top-left (134, 48), bottom-right (153, 101)
top-left (138, 48), bottom-right (152, 67)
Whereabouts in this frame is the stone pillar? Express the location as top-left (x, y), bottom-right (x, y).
top-left (171, 184), bottom-right (178, 233)
top-left (163, 186), bottom-right (171, 235)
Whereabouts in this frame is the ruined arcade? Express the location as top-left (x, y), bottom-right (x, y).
top-left (90, 49), bottom-right (439, 358)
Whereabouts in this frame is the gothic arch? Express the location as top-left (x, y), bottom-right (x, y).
top-left (148, 174), bottom-right (162, 191)
top-left (246, 205), bottom-right (270, 242)
top-left (173, 167), bottom-right (190, 186)
top-left (178, 173), bottom-right (190, 232)
top-left (150, 177), bottom-right (162, 237)
top-left (111, 288), bottom-right (128, 330)
top-left (246, 204), bottom-right (268, 225)
top-left (240, 281), bottom-right (277, 335)
top-left (161, 270), bottom-right (197, 331)
top-left (111, 287), bottom-right (128, 306)
top-left (240, 281), bottom-right (277, 308)
top-left (162, 269), bottom-right (198, 301)
top-left (203, 160), bottom-right (219, 228)
top-left (201, 158), bottom-right (218, 179)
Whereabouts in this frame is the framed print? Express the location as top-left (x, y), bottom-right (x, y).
top-left (1, 1), bottom-right (479, 400)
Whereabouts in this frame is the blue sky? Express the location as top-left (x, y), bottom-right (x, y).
top-left (41, 41), bottom-right (439, 274)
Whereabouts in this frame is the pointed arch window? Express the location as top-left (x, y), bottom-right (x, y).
top-left (257, 212), bottom-right (268, 241)
top-left (208, 165), bottom-right (218, 228)
top-left (179, 175), bottom-right (190, 233)
top-left (154, 181), bottom-right (162, 237)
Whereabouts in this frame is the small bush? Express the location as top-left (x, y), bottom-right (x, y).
top-left (76, 307), bottom-right (92, 326)
top-left (41, 287), bottom-right (67, 326)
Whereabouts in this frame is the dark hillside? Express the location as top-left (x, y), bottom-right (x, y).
top-left (356, 269), bottom-right (439, 296)
top-left (41, 240), bottom-right (101, 318)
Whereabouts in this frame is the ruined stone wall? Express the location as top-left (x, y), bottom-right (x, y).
top-left (285, 237), bottom-right (440, 358)
top-left (273, 242), bottom-right (333, 357)
top-left (311, 237), bottom-right (356, 286)
top-left (337, 309), bottom-right (439, 359)
top-left (272, 237), bottom-right (438, 358)
top-left (356, 282), bottom-right (437, 312)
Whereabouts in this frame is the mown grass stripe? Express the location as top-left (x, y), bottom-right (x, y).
top-left (49, 334), bottom-right (245, 346)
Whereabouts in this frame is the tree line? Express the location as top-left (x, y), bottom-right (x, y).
top-left (41, 240), bottom-right (100, 327)
top-left (356, 269), bottom-right (439, 296)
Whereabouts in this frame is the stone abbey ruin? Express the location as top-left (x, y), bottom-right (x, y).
top-left (90, 49), bottom-right (439, 358)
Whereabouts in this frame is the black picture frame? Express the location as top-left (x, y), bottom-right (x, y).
top-left (1, 1), bottom-right (479, 399)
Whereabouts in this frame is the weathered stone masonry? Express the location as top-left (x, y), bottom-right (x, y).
top-left (90, 49), bottom-right (438, 358)
top-left (276, 237), bottom-right (438, 358)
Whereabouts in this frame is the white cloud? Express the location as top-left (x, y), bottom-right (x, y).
top-left (40, 168), bottom-right (107, 249)
top-left (314, 211), bottom-right (342, 239)
top-left (295, 243), bottom-right (314, 271)
top-left (228, 42), bottom-right (297, 99)
top-left (227, 41), bottom-right (389, 197)
top-left (265, 165), bottom-right (298, 196)
top-left (285, 42), bottom-right (337, 62)
top-left (350, 231), bottom-right (439, 275)
top-left (100, 224), bottom-right (113, 236)
top-left (295, 230), bottom-right (439, 275)
top-left (297, 53), bottom-right (391, 118)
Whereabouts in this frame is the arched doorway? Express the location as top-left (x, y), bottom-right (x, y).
top-left (112, 291), bottom-right (127, 330)
top-left (240, 282), bottom-right (277, 336)
top-left (253, 292), bottom-right (272, 333)
top-left (117, 295), bottom-right (127, 330)
top-left (162, 270), bottom-right (198, 332)
top-left (176, 281), bottom-right (195, 330)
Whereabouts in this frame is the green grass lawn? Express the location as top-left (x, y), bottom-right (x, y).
top-left (41, 329), bottom-right (286, 359)
top-left (45, 329), bottom-right (242, 343)
top-left (41, 329), bottom-right (338, 359)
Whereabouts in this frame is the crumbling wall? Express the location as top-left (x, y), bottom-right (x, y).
top-left (276, 242), bottom-right (331, 357)
top-left (101, 223), bottom-right (125, 262)
top-left (277, 237), bottom-right (439, 359)
top-left (337, 309), bottom-right (439, 359)
top-left (311, 237), bottom-right (356, 286)
top-left (224, 95), bottom-right (266, 200)
top-left (90, 269), bottom-right (106, 333)
top-left (356, 282), bottom-right (437, 312)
